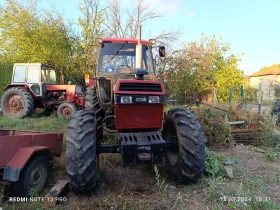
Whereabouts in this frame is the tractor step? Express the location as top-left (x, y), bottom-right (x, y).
top-left (118, 131), bottom-right (166, 167)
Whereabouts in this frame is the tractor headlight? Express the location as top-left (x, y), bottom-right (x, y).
top-left (120, 96), bottom-right (132, 104)
top-left (149, 96), bottom-right (160, 103)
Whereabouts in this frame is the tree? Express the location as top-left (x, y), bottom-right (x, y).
top-left (105, 0), bottom-right (160, 38)
top-left (161, 34), bottom-right (245, 103)
top-left (64, 0), bottom-right (106, 85)
top-left (104, 0), bottom-right (182, 47)
top-left (0, 0), bottom-right (73, 83)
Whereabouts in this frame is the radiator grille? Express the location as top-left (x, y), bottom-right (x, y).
top-left (119, 83), bottom-right (162, 92)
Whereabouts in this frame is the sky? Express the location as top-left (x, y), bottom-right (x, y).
top-left (45, 0), bottom-right (280, 75)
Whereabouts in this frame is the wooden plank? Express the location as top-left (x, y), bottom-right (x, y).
top-left (44, 180), bottom-right (68, 207)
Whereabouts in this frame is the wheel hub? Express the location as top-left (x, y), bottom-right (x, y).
top-left (30, 166), bottom-right (42, 187)
top-left (62, 107), bottom-right (73, 116)
top-left (6, 95), bottom-right (24, 114)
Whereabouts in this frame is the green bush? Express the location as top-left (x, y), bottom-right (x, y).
top-left (205, 148), bottom-right (228, 177)
top-left (0, 62), bottom-right (13, 97)
top-left (244, 85), bottom-right (258, 103)
top-left (274, 87), bottom-right (280, 99)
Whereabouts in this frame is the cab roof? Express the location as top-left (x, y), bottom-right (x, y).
top-left (13, 63), bottom-right (56, 68)
top-left (102, 38), bottom-right (149, 44)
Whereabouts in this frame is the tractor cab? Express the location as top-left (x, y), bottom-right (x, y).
top-left (11, 63), bottom-right (57, 96)
top-left (86, 38), bottom-right (158, 107)
top-left (97, 38), bottom-right (155, 76)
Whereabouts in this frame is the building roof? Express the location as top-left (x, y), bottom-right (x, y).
top-left (250, 64), bottom-right (280, 77)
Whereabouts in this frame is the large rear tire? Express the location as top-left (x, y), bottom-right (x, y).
top-left (163, 108), bottom-right (207, 182)
top-left (85, 87), bottom-right (104, 141)
top-left (1, 87), bottom-right (34, 118)
top-left (66, 110), bottom-right (98, 192)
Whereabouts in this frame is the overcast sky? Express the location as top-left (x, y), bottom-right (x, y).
top-left (45, 0), bottom-right (280, 75)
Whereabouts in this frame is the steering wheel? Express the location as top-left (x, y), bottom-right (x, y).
top-left (116, 65), bottom-right (132, 73)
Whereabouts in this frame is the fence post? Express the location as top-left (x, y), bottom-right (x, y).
top-left (229, 87), bottom-right (232, 103)
top-left (258, 83), bottom-right (262, 114)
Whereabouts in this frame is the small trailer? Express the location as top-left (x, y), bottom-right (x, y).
top-left (0, 129), bottom-right (63, 197)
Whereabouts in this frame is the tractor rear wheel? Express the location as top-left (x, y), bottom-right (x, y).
top-left (66, 110), bottom-right (98, 192)
top-left (1, 87), bottom-right (34, 118)
top-left (85, 87), bottom-right (104, 141)
top-left (57, 102), bottom-right (77, 118)
top-left (162, 108), bottom-right (207, 182)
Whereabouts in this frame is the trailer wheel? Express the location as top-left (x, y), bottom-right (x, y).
top-left (85, 87), bottom-right (104, 141)
top-left (57, 102), bottom-right (77, 118)
top-left (163, 108), bottom-right (207, 182)
top-left (66, 110), bottom-right (98, 192)
top-left (13, 156), bottom-right (50, 197)
top-left (1, 87), bottom-right (34, 118)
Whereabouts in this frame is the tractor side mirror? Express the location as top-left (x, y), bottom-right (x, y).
top-left (159, 46), bottom-right (165, 57)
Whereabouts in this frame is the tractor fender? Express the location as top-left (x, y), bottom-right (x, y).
top-left (3, 84), bottom-right (37, 98)
top-left (4, 84), bottom-right (29, 91)
top-left (3, 146), bottom-right (51, 182)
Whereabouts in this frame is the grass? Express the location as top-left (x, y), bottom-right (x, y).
top-left (0, 116), bottom-right (69, 133)
top-left (202, 146), bottom-right (280, 209)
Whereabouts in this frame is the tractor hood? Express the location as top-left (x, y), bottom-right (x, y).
top-left (114, 79), bottom-right (165, 95)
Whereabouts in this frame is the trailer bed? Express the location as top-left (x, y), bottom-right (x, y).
top-left (0, 129), bottom-right (63, 169)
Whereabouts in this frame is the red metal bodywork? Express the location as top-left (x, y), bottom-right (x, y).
top-left (86, 78), bottom-right (97, 87)
top-left (0, 130), bottom-right (63, 169)
top-left (46, 84), bottom-right (84, 106)
top-left (4, 84), bottom-right (28, 91)
top-left (4, 84), bottom-right (37, 98)
top-left (114, 104), bottom-right (164, 130)
top-left (114, 79), bottom-right (165, 130)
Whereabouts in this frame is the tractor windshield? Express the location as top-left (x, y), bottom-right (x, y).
top-left (41, 66), bottom-right (56, 84)
top-left (98, 42), bottom-right (154, 74)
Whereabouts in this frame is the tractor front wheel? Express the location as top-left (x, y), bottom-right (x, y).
top-left (66, 110), bottom-right (98, 192)
top-left (1, 87), bottom-right (34, 118)
top-left (57, 102), bottom-right (77, 118)
top-left (163, 108), bottom-right (207, 182)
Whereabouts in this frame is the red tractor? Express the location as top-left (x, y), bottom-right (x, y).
top-left (1, 63), bottom-right (85, 118)
top-left (66, 37), bottom-right (207, 192)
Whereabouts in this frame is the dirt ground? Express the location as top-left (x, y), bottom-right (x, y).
top-left (2, 141), bottom-right (280, 209)
top-left (20, 144), bottom-right (277, 210)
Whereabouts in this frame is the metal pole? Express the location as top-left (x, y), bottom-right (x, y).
top-left (136, 25), bottom-right (143, 68)
top-left (229, 87), bottom-right (232, 103)
top-left (258, 83), bottom-right (262, 114)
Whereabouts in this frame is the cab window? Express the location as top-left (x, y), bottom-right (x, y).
top-left (13, 65), bottom-right (26, 83)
